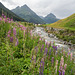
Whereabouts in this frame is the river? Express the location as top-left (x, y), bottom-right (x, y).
top-left (32, 27), bottom-right (75, 57)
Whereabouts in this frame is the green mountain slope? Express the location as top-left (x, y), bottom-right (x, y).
top-left (48, 13), bottom-right (75, 30)
top-left (12, 4), bottom-right (45, 24)
top-left (0, 2), bottom-right (25, 21)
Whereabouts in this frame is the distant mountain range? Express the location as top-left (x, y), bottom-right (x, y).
top-left (0, 2), bottom-right (59, 24)
top-left (40, 13), bottom-right (59, 24)
top-left (0, 2), bottom-right (25, 21)
top-left (12, 5), bottom-right (45, 24)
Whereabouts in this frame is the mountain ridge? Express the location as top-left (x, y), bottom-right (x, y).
top-left (0, 2), bottom-right (25, 21)
top-left (40, 13), bottom-right (59, 24)
top-left (12, 5), bottom-right (45, 24)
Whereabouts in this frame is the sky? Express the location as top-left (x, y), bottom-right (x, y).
top-left (0, 0), bottom-right (75, 19)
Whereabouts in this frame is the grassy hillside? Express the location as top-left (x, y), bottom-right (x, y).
top-left (0, 2), bottom-right (25, 21)
top-left (47, 13), bottom-right (75, 30)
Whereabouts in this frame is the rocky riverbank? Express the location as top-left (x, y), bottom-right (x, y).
top-left (44, 27), bottom-right (75, 49)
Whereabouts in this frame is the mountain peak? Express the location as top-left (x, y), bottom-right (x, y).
top-left (21, 4), bottom-right (29, 8)
top-left (23, 4), bottom-right (28, 7)
top-left (47, 13), bottom-right (56, 18)
top-left (43, 13), bottom-right (59, 23)
top-left (16, 6), bottom-right (20, 9)
top-left (12, 4), bottom-right (45, 24)
top-left (0, 2), bottom-right (2, 4)
top-left (0, 2), bottom-right (4, 6)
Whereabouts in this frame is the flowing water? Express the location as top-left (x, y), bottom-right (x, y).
top-left (32, 27), bottom-right (75, 57)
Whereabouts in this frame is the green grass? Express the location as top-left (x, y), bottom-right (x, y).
top-left (46, 13), bottom-right (75, 31)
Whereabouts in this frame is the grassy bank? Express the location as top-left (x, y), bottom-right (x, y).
top-left (47, 13), bottom-right (75, 31)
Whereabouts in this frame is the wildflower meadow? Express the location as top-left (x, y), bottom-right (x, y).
top-left (0, 14), bottom-right (75, 75)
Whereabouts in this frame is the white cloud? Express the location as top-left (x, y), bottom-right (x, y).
top-left (0, 0), bottom-right (75, 18)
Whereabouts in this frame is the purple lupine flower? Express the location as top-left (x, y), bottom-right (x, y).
top-left (59, 70), bottom-right (61, 75)
top-left (39, 58), bottom-right (44, 75)
top-left (15, 38), bottom-right (19, 46)
top-left (10, 37), bottom-right (13, 42)
top-left (35, 46), bottom-right (37, 49)
top-left (62, 71), bottom-right (65, 75)
top-left (55, 46), bottom-right (57, 50)
top-left (31, 56), bottom-right (33, 61)
top-left (35, 46), bottom-right (38, 54)
top-left (44, 47), bottom-right (48, 55)
top-left (13, 28), bottom-right (16, 36)
top-left (53, 45), bottom-right (57, 51)
top-left (41, 47), bottom-right (43, 52)
top-left (68, 52), bottom-right (70, 56)
top-left (42, 44), bottom-right (44, 48)
top-left (40, 45), bottom-right (44, 52)
top-left (59, 66), bottom-right (63, 71)
top-left (51, 57), bottom-right (54, 64)
top-left (41, 58), bottom-right (44, 66)
top-left (49, 49), bottom-right (51, 56)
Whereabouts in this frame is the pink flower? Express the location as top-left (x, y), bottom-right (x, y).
top-left (55, 60), bottom-right (58, 73)
top-left (64, 64), bottom-right (67, 70)
top-left (7, 18), bottom-right (10, 20)
top-left (8, 21), bottom-right (11, 23)
top-left (22, 26), bottom-right (26, 30)
top-left (15, 38), bottom-right (19, 46)
top-left (39, 38), bottom-right (42, 41)
top-left (4, 19), bottom-right (7, 22)
top-left (8, 30), bottom-right (11, 34)
top-left (7, 34), bottom-right (10, 37)
top-left (51, 57), bottom-right (54, 64)
top-left (70, 53), bottom-right (72, 60)
top-left (13, 28), bottom-right (16, 36)
top-left (2, 14), bottom-right (4, 17)
top-left (20, 25), bottom-right (23, 27)
top-left (60, 56), bottom-right (64, 67)
top-left (4, 16), bottom-right (6, 18)
top-left (0, 17), bottom-right (2, 21)
top-left (11, 19), bottom-right (13, 21)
